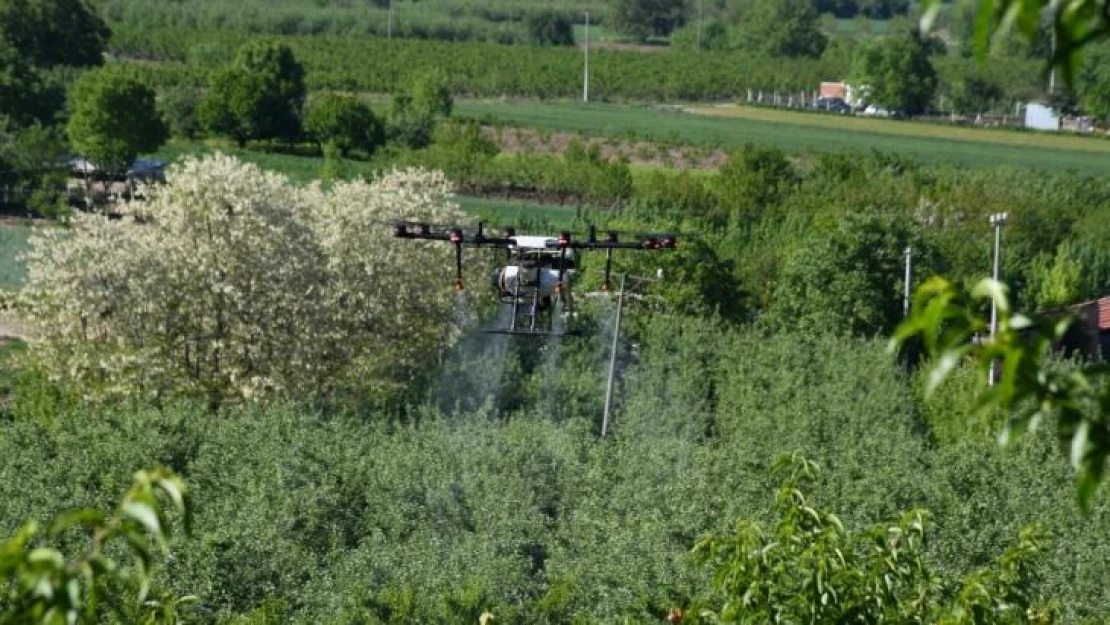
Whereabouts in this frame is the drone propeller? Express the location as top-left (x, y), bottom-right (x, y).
top-left (390, 219), bottom-right (678, 292)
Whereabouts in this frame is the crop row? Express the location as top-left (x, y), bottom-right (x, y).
top-left (109, 27), bottom-right (850, 100)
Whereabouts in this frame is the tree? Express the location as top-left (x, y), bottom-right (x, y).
top-left (0, 40), bottom-right (64, 127)
top-left (1076, 41), bottom-right (1110, 124)
top-left (0, 0), bottom-right (109, 68)
top-left (948, 72), bottom-right (1005, 115)
top-left (159, 84), bottom-right (202, 140)
top-left (734, 0), bottom-right (827, 58)
top-left (768, 212), bottom-right (929, 337)
top-left (14, 155), bottom-right (474, 409)
top-left (609, 0), bottom-right (687, 40)
top-left (853, 30), bottom-right (939, 115)
top-left (199, 42), bottom-right (305, 146)
top-left (0, 121), bottom-right (69, 217)
top-left (304, 94), bottom-right (384, 157)
top-left (525, 10), bottom-right (575, 46)
top-left (411, 71), bottom-right (453, 119)
top-left (66, 69), bottom-right (167, 178)
top-left (710, 145), bottom-right (798, 225)
top-left (387, 74), bottom-right (453, 149)
top-left (670, 19), bottom-right (730, 51)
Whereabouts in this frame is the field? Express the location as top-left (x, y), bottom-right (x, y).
top-left (0, 222), bottom-right (31, 292)
top-left (458, 100), bottom-right (1110, 173)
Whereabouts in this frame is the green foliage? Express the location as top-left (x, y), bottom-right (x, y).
top-left (387, 95), bottom-right (436, 149)
top-left (920, 0), bottom-right (1110, 85)
top-left (693, 453), bottom-right (1053, 623)
top-left (1075, 40), bottom-right (1110, 124)
top-left (0, 41), bottom-right (64, 128)
top-left (709, 145), bottom-right (798, 225)
top-left (892, 277), bottom-right (1110, 507)
top-left (65, 68), bottom-right (168, 177)
top-left (0, 0), bottom-right (109, 68)
top-left (304, 94), bottom-right (384, 157)
top-left (199, 41), bottom-right (306, 146)
top-left (853, 30), bottom-right (940, 115)
top-left (734, 0), bottom-right (828, 58)
top-left (669, 19), bottom-right (730, 51)
top-left (768, 212), bottom-right (929, 337)
top-left (411, 71), bottom-right (454, 119)
top-left (158, 84), bottom-right (201, 140)
top-left (525, 10), bottom-right (575, 46)
top-left (608, 0), bottom-right (686, 40)
top-left (947, 71), bottom-right (1005, 115)
top-left (0, 467), bottom-right (190, 624)
top-left (1028, 241), bottom-right (1082, 310)
top-left (0, 123), bottom-right (70, 217)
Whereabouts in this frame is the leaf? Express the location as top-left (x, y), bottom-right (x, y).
top-left (122, 502), bottom-right (162, 537)
top-left (926, 346), bottom-right (970, 396)
top-left (49, 509), bottom-right (106, 535)
top-left (1070, 420), bottom-right (1090, 470)
top-left (28, 548), bottom-right (65, 569)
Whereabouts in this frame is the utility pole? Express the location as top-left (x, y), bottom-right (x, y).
top-left (903, 246), bottom-right (912, 318)
top-left (601, 273), bottom-right (626, 437)
top-left (583, 11), bottom-right (590, 102)
top-left (696, 0), bottom-right (703, 51)
top-left (388, 0), bottom-right (393, 39)
top-left (988, 212), bottom-right (1009, 386)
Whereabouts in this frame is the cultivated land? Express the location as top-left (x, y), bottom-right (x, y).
top-left (0, 222), bottom-right (30, 292)
top-left (458, 100), bottom-right (1110, 173)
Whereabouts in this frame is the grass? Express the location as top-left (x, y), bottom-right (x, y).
top-left (0, 223), bottom-right (32, 291)
top-left (456, 196), bottom-right (592, 229)
top-left (152, 141), bottom-right (595, 227)
top-left (456, 99), bottom-right (1110, 174)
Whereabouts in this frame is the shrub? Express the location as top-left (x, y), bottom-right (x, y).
top-left (525, 11), bottom-right (575, 46)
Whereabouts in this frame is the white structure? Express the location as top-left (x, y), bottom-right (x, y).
top-left (1024, 103), bottom-right (1060, 131)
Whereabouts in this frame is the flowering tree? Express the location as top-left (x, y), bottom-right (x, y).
top-left (15, 154), bottom-right (472, 408)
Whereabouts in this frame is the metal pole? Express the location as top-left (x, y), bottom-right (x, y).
top-left (903, 246), bottom-right (912, 318)
top-left (601, 273), bottom-right (625, 437)
top-left (988, 212), bottom-right (1008, 386)
top-left (583, 11), bottom-right (590, 103)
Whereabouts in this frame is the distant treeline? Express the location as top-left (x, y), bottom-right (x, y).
top-left (102, 0), bottom-right (600, 45)
top-left (108, 26), bottom-right (1043, 104)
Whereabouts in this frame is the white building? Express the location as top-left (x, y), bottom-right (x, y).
top-left (1024, 103), bottom-right (1060, 131)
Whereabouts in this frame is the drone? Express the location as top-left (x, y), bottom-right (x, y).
top-left (392, 220), bottom-right (677, 336)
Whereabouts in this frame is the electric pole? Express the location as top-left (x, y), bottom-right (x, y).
top-left (988, 212), bottom-right (1009, 386)
top-left (903, 246), bottom-right (912, 318)
top-left (583, 11), bottom-right (590, 102)
top-left (602, 273), bottom-right (626, 437)
top-left (388, 0), bottom-right (393, 39)
top-left (696, 0), bottom-right (703, 51)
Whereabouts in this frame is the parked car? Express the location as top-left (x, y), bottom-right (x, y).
top-left (861, 104), bottom-right (891, 117)
top-left (815, 97), bottom-right (852, 113)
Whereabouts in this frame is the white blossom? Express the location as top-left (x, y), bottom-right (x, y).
top-left (15, 154), bottom-right (476, 407)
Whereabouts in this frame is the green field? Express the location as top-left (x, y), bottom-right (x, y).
top-left (457, 100), bottom-right (1110, 173)
top-left (0, 223), bottom-right (31, 291)
top-left (152, 142), bottom-right (594, 226)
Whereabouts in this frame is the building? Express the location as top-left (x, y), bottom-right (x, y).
top-left (1041, 296), bottom-right (1110, 361)
top-left (1024, 103), bottom-right (1061, 131)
